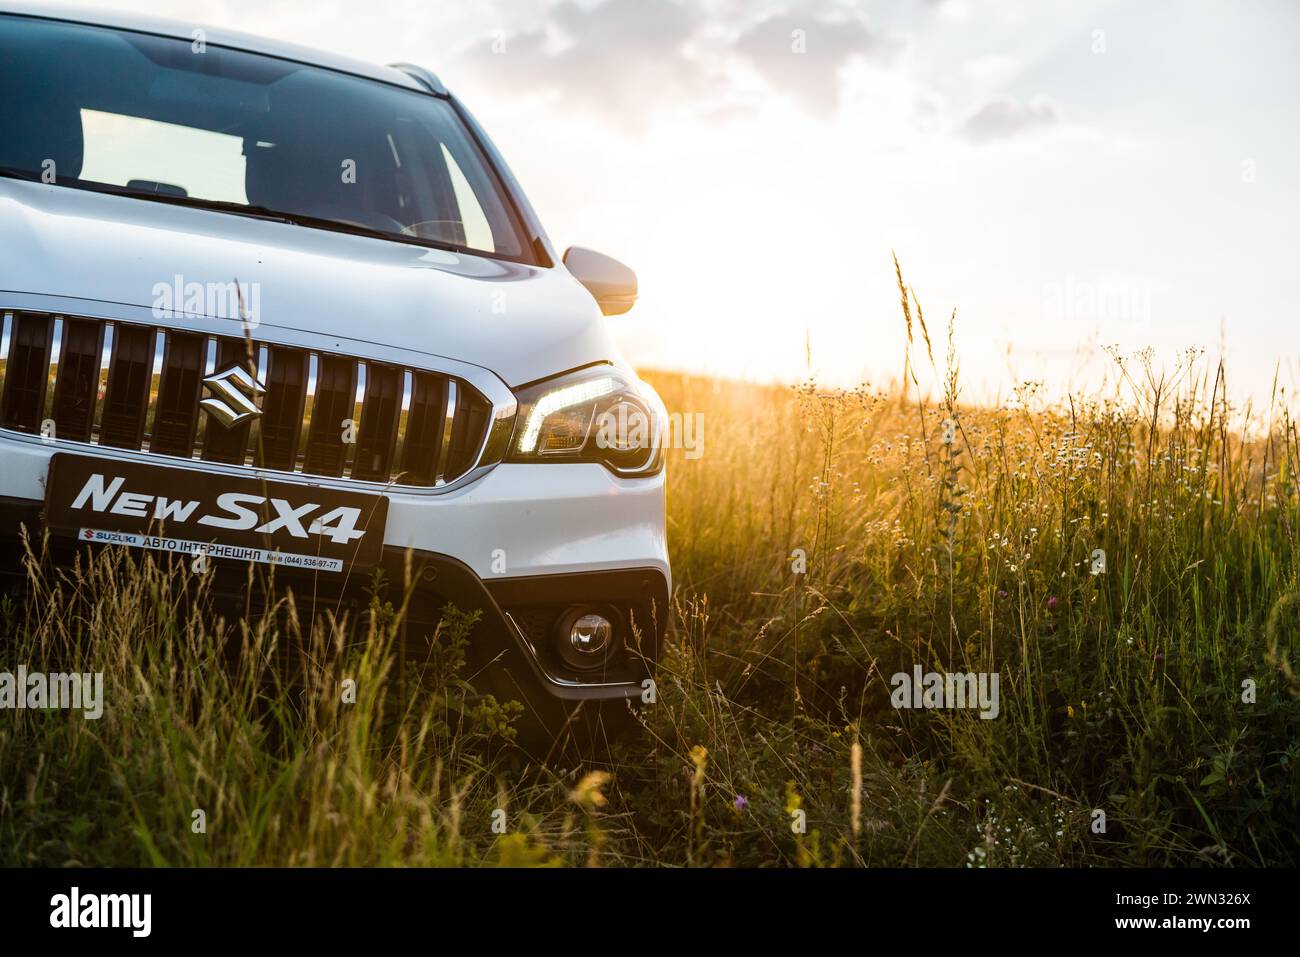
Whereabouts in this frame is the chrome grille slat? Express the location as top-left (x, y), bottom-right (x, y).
top-left (250, 343), bottom-right (270, 467)
top-left (393, 369), bottom-right (414, 479)
top-left (90, 323), bottom-right (114, 443)
top-left (192, 336), bottom-right (219, 459)
top-left (1, 310), bottom-right (502, 490)
top-left (343, 360), bottom-right (367, 479)
top-left (140, 330), bottom-right (166, 453)
top-left (437, 379), bottom-right (457, 485)
top-left (42, 316), bottom-right (63, 431)
top-left (297, 351), bottom-right (319, 472)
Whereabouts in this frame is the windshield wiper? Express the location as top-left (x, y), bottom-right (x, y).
top-left (0, 166), bottom-right (469, 255)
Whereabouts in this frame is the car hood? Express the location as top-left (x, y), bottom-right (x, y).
top-left (0, 178), bottom-right (613, 387)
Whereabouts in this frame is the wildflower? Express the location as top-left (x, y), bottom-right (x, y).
top-left (569, 770), bottom-right (611, 810)
top-left (734, 795), bottom-right (749, 811)
top-left (1046, 595), bottom-right (1060, 613)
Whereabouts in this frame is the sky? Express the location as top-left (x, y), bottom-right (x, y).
top-left (58, 0), bottom-right (1300, 405)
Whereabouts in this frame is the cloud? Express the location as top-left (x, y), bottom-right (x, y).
top-left (732, 9), bottom-right (906, 117)
top-left (923, 0), bottom-right (972, 22)
top-left (452, 0), bottom-right (718, 129)
top-left (961, 54), bottom-right (1020, 84)
top-left (453, 0), bottom-right (908, 127)
top-left (958, 94), bottom-right (1061, 143)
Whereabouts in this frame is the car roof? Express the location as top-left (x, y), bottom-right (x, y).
top-left (0, 1), bottom-right (445, 94)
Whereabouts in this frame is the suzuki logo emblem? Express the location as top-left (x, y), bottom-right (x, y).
top-left (200, 365), bottom-right (265, 428)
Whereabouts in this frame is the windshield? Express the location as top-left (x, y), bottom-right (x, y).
top-left (0, 14), bottom-right (537, 262)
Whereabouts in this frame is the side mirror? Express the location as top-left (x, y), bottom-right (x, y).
top-left (563, 246), bottom-right (637, 316)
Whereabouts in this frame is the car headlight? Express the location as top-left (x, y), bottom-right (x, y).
top-left (508, 366), bottom-right (665, 476)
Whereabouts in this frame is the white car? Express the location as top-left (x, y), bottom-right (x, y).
top-left (0, 3), bottom-right (670, 744)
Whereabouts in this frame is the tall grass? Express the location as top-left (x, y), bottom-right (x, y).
top-left (2, 264), bottom-right (1298, 866)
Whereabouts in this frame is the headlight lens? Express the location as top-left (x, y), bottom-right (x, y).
top-left (509, 366), bottom-right (664, 476)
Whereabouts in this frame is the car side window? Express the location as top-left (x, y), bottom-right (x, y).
top-left (386, 119), bottom-right (504, 254)
top-left (442, 145), bottom-right (494, 253)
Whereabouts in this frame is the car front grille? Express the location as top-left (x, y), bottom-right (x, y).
top-left (0, 309), bottom-right (496, 487)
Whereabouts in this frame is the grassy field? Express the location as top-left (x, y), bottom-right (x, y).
top-left (3, 271), bottom-right (1299, 867)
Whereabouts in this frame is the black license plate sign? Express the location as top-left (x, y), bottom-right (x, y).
top-left (44, 454), bottom-right (389, 573)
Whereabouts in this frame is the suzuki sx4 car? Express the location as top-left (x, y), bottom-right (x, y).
top-left (0, 3), bottom-right (670, 748)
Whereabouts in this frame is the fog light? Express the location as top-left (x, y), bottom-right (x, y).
top-left (557, 610), bottom-right (614, 670)
top-left (569, 613), bottom-right (611, 654)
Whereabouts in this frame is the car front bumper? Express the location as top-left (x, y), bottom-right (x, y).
top-left (0, 437), bottom-right (671, 711)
